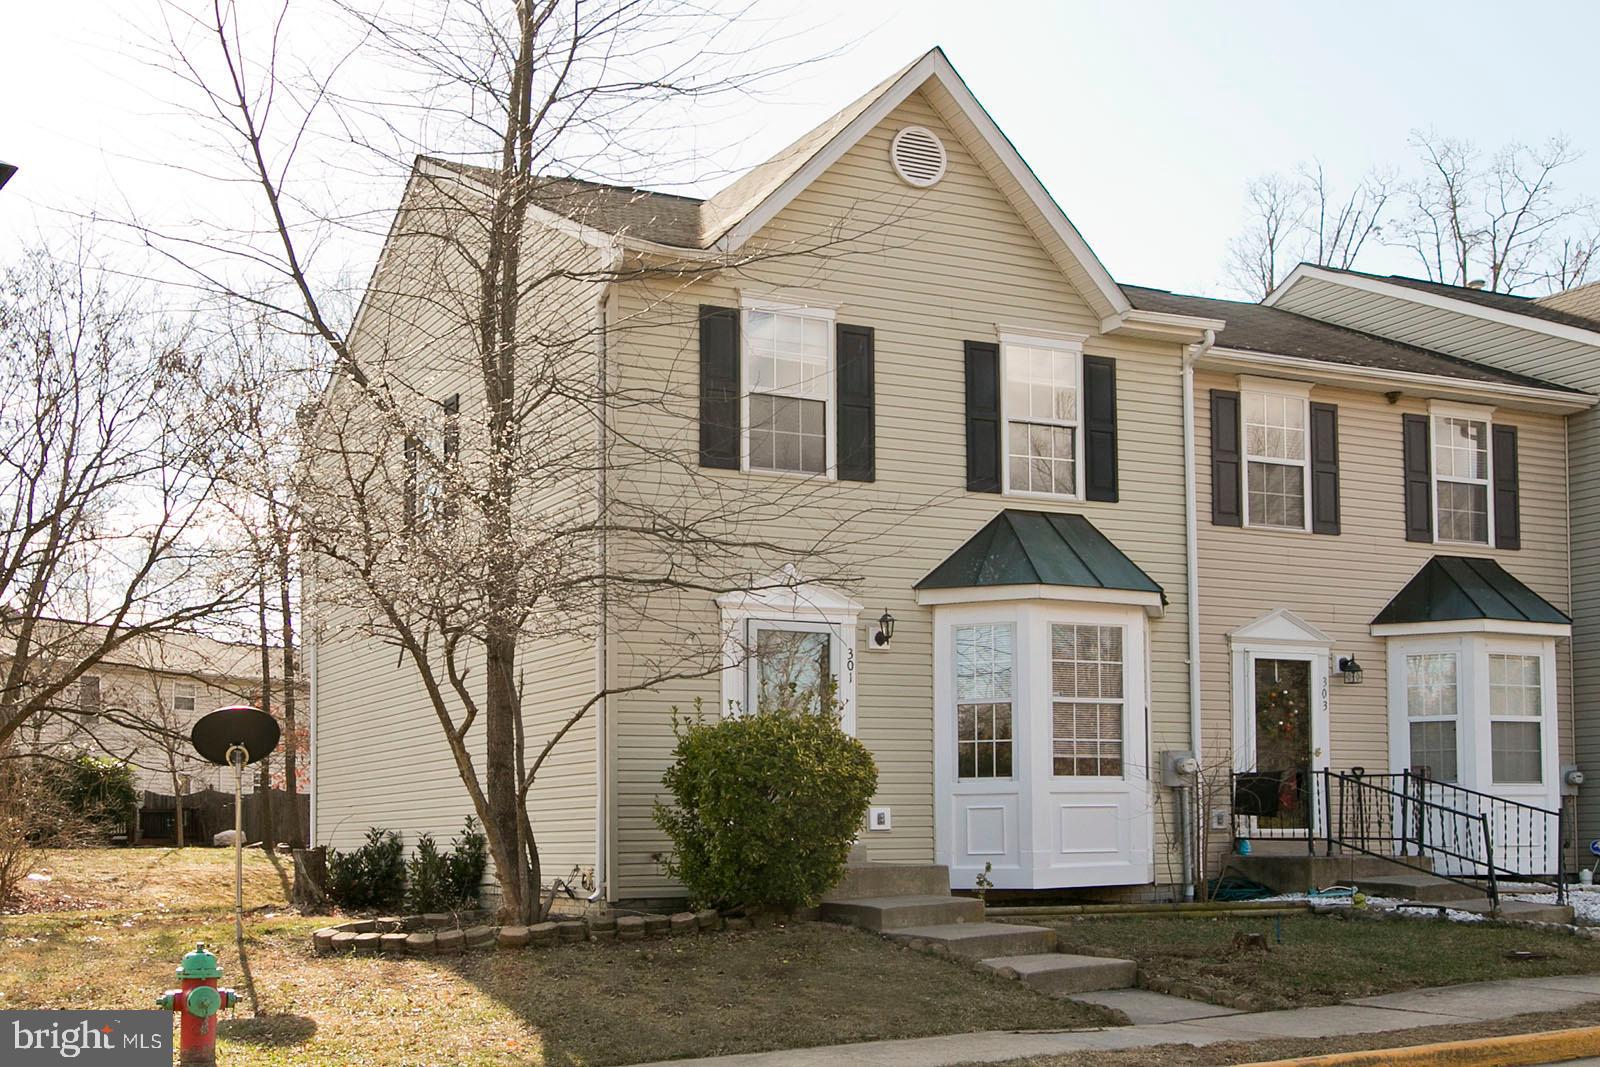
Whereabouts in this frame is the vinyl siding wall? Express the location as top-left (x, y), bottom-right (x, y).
top-left (1194, 369), bottom-right (1574, 871)
top-left (603, 90), bottom-right (1195, 900)
top-left (1272, 277), bottom-right (1600, 853)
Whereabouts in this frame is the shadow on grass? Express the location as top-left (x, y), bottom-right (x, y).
top-left (219, 1013), bottom-right (318, 1047)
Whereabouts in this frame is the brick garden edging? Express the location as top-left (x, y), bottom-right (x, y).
top-left (311, 908), bottom-right (733, 956)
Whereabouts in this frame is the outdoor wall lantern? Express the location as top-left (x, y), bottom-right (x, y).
top-left (873, 610), bottom-right (896, 648)
top-left (1337, 655), bottom-right (1364, 685)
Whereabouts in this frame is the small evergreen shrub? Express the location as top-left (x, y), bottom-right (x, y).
top-left (444, 817), bottom-right (488, 906)
top-left (55, 752), bottom-right (138, 839)
top-left (328, 828), bottom-right (405, 911)
top-left (403, 833), bottom-right (448, 913)
top-left (403, 818), bottom-right (487, 912)
top-left (653, 696), bottom-right (878, 912)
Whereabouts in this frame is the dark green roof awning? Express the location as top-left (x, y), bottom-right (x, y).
top-left (1372, 556), bottom-right (1570, 627)
top-left (916, 510), bottom-right (1164, 600)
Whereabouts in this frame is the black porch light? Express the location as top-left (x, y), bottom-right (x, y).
top-left (1337, 655), bottom-right (1364, 685)
top-left (873, 609), bottom-right (896, 647)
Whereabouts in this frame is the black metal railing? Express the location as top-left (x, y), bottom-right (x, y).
top-left (1231, 767), bottom-right (1567, 910)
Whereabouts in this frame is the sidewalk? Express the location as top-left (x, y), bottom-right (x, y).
top-left (624, 974), bottom-right (1600, 1067)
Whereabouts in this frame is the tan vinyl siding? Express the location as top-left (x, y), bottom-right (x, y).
top-left (604, 90), bottom-right (1193, 899)
top-left (1195, 371), bottom-right (1574, 871)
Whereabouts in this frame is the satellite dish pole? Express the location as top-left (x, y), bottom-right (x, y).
top-left (191, 706), bottom-right (280, 1017)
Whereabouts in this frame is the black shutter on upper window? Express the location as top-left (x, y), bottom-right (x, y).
top-left (1083, 355), bottom-right (1118, 502)
top-left (698, 305), bottom-right (740, 469)
top-left (1210, 390), bottom-right (1242, 526)
top-left (442, 393), bottom-right (460, 463)
top-left (836, 323), bottom-right (875, 481)
top-left (1493, 424), bottom-right (1521, 549)
top-left (1402, 413), bottom-right (1433, 542)
top-left (403, 434), bottom-right (420, 530)
top-left (964, 340), bottom-right (1001, 493)
top-left (1309, 402), bottom-right (1340, 535)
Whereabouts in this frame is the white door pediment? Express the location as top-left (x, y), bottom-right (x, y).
top-left (1228, 608), bottom-right (1333, 649)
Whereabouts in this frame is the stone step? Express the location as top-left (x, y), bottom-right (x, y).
top-left (821, 894), bottom-right (985, 931)
top-left (1407, 897), bottom-right (1577, 924)
top-left (1355, 873), bottom-right (1479, 903)
top-left (823, 863), bottom-right (951, 902)
top-left (887, 921), bottom-right (1057, 959)
top-left (979, 953), bottom-right (1137, 995)
top-left (1233, 853), bottom-right (1434, 894)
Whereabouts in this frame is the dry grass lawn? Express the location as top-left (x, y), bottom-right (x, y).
top-left (2, 849), bottom-right (1115, 1065)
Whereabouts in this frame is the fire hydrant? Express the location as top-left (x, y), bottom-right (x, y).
top-left (157, 942), bottom-right (238, 1065)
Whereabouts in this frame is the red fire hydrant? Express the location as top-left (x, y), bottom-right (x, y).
top-left (156, 943), bottom-right (238, 1065)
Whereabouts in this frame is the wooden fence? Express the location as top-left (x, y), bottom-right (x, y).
top-left (134, 786), bottom-right (309, 846)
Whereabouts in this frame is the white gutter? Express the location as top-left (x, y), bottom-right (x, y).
top-left (1180, 328), bottom-right (1215, 901)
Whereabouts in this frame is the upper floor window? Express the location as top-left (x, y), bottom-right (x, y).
top-left (405, 393), bottom-right (461, 529)
top-left (744, 305), bottom-right (833, 476)
top-left (77, 675), bottom-right (101, 717)
top-left (1433, 414), bottom-right (1491, 544)
top-left (1243, 388), bottom-right (1309, 530)
top-left (1003, 338), bottom-right (1081, 497)
top-left (173, 682), bottom-right (197, 716)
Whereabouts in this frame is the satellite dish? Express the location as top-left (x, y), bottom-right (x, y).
top-left (191, 705), bottom-right (280, 766)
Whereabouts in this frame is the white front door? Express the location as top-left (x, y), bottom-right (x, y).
top-left (934, 601), bottom-right (1152, 891)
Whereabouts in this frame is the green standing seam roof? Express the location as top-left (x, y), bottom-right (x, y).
top-left (915, 510), bottom-right (1164, 600)
top-left (1372, 555), bottom-right (1570, 627)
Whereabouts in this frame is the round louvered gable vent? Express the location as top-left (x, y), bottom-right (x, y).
top-left (890, 126), bottom-right (947, 188)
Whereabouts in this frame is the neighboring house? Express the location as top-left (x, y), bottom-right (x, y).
top-left (308, 47), bottom-right (1598, 905)
top-left (23, 628), bottom-right (306, 842)
top-left (1265, 267), bottom-right (1600, 855)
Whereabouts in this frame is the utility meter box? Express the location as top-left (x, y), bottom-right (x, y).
top-left (1162, 750), bottom-right (1199, 788)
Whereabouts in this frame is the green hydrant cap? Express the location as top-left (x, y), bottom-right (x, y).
top-left (176, 942), bottom-right (223, 980)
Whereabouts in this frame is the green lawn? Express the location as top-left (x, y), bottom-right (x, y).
top-left (3, 849), bottom-right (1115, 1066)
top-left (1047, 912), bottom-right (1600, 1011)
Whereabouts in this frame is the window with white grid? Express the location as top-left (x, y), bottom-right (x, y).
top-left (1405, 652), bottom-right (1458, 782)
top-left (1490, 653), bottom-right (1543, 784)
top-left (954, 624), bottom-right (1014, 780)
top-left (173, 682), bottom-right (197, 715)
top-left (1004, 341), bottom-right (1080, 497)
top-left (1243, 390), bottom-right (1309, 530)
top-left (1433, 415), bottom-right (1490, 544)
top-left (745, 307), bottom-right (831, 475)
top-left (1050, 623), bottom-right (1124, 777)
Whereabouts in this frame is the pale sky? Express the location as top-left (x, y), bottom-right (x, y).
top-left (4, 1), bottom-right (1598, 299)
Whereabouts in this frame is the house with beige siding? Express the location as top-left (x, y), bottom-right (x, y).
top-left (309, 48), bottom-right (1597, 908)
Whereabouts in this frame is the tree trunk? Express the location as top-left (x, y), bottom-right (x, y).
top-left (291, 846), bottom-right (327, 911)
top-left (277, 533), bottom-right (303, 848)
top-left (171, 764), bottom-right (186, 849)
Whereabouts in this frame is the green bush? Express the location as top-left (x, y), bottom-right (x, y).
top-left (55, 752), bottom-right (138, 839)
top-left (403, 818), bottom-right (487, 913)
top-left (653, 697), bottom-right (877, 912)
top-left (328, 828), bottom-right (405, 911)
top-left (444, 817), bottom-right (487, 906)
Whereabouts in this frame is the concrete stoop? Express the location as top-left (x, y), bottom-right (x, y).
top-left (888, 921), bottom-right (1058, 959)
top-left (820, 894), bottom-right (985, 931)
top-left (978, 953), bottom-right (1138, 995)
top-left (823, 862), bottom-right (950, 902)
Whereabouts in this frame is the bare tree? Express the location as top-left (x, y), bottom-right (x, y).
top-left (1226, 164), bottom-right (1394, 299)
top-left (144, 0), bottom-right (901, 923)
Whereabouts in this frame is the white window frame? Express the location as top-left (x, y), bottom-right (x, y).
top-left (1239, 378), bottom-right (1312, 532)
top-left (173, 681), bottom-right (197, 715)
top-left (999, 332), bottom-right (1085, 500)
top-left (1403, 648), bottom-right (1461, 783)
top-left (953, 622), bottom-right (1017, 782)
top-left (1428, 400), bottom-right (1495, 547)
top-left (1048, 621), bottom-right (1127, 779)
top-left (1487, 649), bottom-right (1545, 785)
top-left (739, 301), bottom-right (836, 479)
top-left (716, 568), bottom-right (858, 733)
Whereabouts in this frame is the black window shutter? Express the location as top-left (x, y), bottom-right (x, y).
top-left (1493, 424), bottom-right (1521, 549)
top-left (1402, 413), bottom-right (1433, 542)
top-left (836, 323), bottom-right (875, 481)
top-left (1309, 402), bottom-right (1340, 535)
top-left (964, 341), bottom-right (1001, 493)
top-left (1083, 355), bottom-right (1118, 502)
top-left (1210, 390), bottom-right (1242, 526)
top-left (442, 393), bottom-right (460, 463)
top-left (698, 305), bottom-right (740, 469)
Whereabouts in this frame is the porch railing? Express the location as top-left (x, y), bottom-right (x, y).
top-left (1232, 768), bottom-right (1567, 909)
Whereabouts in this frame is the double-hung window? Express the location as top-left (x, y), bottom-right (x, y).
top-left (744, 305), bottom-right (833, 475)
top-left (954, 624), bottom-right (1014, 779)
top-left (173, 682), bottom-right (197, 717)
top-left (1433, 414), bottom-right (1491, 544)
top-left (1050, 623), bottom-right (1124, 777)
top-left (1405, 652), bottom-right (1458, 782)
top-left (1242, 387), bottom-right (1309, 530)
top-left (1003, 338), bottom-right (1081, 497)
top-left (77, 675), bottom-right (101, 717)
top-left (1489, 653), bottom-right (1543, 783)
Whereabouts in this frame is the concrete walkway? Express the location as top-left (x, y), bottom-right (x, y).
top-left (625, 974), bottom-right (1600, 1067)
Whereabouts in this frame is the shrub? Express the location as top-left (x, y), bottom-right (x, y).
top-left (55, 752), bottom-right (138, 839)
top-left (402, 818), bottom-right (487, 913)
top-left (653, 696), bottom-right (877, 912)
top-left (328, 828), bottom-right (405, 911)
top-left (444, 817), bottom-right (487, 907)
top-left (403, 833), bottom-right (447, 913)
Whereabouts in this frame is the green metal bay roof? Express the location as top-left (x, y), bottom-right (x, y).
top-left (916, 510), bottom-right (1164, 597)
top-left (1372, 556), bottom-right (1570, 627)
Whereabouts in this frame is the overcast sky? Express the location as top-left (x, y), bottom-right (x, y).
top-left (4, 1), bottom-right (1598, 298)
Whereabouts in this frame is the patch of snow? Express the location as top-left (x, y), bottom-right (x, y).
top-left (1512, 887), bottom-right (1600, 925)
top-left (24, 873), bottom-right (50, 882)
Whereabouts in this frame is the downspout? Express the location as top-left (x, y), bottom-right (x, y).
top-left (588, 278), bottom-right (616, 905)
top-left (1180, 328), bottom-right (1216, 901)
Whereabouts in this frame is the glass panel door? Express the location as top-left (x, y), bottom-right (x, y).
top-left (1253, 657), bottom-right (1312, 831)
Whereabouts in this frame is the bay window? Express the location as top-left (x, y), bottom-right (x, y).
top-left (1405, 652), bottom-right (1458, 782)
top-left (1489, 653), bottom-right (1543, 784)
top-left (1003, 338), bottom-right (1081, 497)
top-left (1050, 623), bottom-right (1124, 776)
top-left (954, 623), bottom-right (1014, 779)
top-left (744, 305), bottom-right (833, 475)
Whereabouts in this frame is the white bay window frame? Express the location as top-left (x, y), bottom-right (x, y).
top-left (1239, 377), bottom-right (1312, 532)
top-left (999, 332), bottom-right (1085, 500)
top-left (1428, 400), bottom-right (1495, 547)
top-left (740, 300), bottom-right (837, 479)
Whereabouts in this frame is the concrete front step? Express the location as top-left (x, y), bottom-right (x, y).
top-left (888, 921), bottom-right (1057, 959)
top-left (820, 894), bottom-right (985, 931)
top-left (1354, 873), bottom-right (1480, 903)
top-left (1234, 853), bottom-right (1434, 894)
top-left (823, 863), bottom-right (951, 902)
top-left (1403, 897), bottom-right (1577, 924)
top-left (979, 952), bottom-right (1137, 995)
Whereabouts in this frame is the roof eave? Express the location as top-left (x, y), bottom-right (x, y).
top-left (914, 583), bottom-right (1164, 617)
top-left (1101, 307), bottom-right (1225, 343)
top-left (1370, 619), bottom-right (1570, 638)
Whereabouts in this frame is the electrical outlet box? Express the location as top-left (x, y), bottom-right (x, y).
top-left (1209, 809), bottom-right (1230, 832)
top-left (867, 806), bottom-right (892, 831)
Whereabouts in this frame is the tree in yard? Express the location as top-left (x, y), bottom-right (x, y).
top-left (1225, 163), bottom-right (1394, 299)
top-left (146, 0), bottom-right (896, 923)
